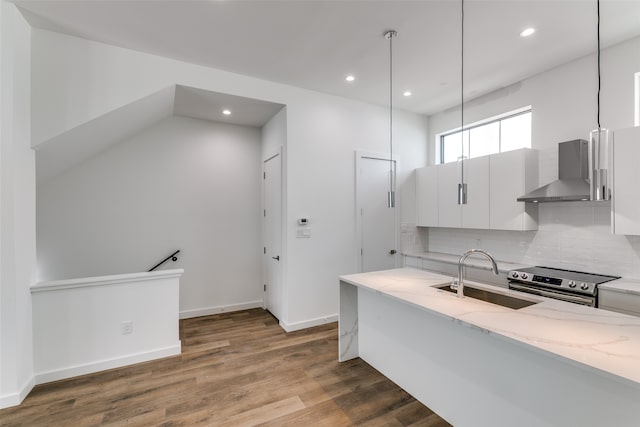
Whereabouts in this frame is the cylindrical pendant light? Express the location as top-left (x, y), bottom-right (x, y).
top-left (385, 30), bottom-right (397, 208)
top-left (589, 0), bottom-right (611, 201)
top-left (458, 0), bottom-right (467, 205)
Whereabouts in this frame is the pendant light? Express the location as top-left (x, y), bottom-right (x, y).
top-left (458, 0), bottom-right (467, 205)
top-left (385, 30), bottom-right (397, 208)
top-left (589, 0), bottom-right (611, 201)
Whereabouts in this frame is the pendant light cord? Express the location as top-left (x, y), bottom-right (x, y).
top-left (389, 31), bottom-right (393, 194)
top-left (597, 0), bottom-right (601, 130)
top-left (384, 30), bottom-right (397, 208)
top-left (460, 0), bottom-right (465, 183)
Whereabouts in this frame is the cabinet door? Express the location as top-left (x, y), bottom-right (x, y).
top-left (438, 161), bottom-right (462, 228)
top-left (490, 149), bottom-right (538, 231)
top-left (462, 156), bottom-right (490, 229)
top-left (612, 126), bottom-right (640, 236)
top-left (416, 166), bottom-right (438, 226)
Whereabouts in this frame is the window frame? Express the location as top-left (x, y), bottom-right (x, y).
top-left (437, 107), bottom-right (532, 164)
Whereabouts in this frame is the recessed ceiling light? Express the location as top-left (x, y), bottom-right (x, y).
top-left (222, 109), bottom-right (231, 115)
top-left (403, 91), bottom-right (412, 97)
top-left (520, 27), bottom-right (536, 37)
top-left (345, 75), bottom-right (355, 82)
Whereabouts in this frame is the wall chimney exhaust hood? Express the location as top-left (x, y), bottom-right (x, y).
top-left (517, 139), bottom-right (591, 203)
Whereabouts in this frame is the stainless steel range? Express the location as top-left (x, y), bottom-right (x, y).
top-left (507, 266), bottom-right (619, 307)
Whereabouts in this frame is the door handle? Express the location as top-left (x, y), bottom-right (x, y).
top-left (272, 256), bottom-right (280, 261)
top-left (389, 249), bottom-right (397, 255)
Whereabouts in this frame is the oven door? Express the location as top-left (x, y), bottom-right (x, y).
top-left (508, 282), bottom-right (596, 307)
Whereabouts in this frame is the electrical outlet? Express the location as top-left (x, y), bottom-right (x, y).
top-left (121, 321), bottom-right (133, 335)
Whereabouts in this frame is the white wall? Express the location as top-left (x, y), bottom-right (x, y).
top-left (424, 36), bottom-right (640, 279)
top-left (262, 107), bottom-right (286, 160)
top-left (31, 28), bottom-right (429, 330)
top-left (0, 2), bottom-right (35, 408)
top-left (31, 270), bottom-right (182, 383)
top-left (37, 116), bottom-right (264, 316)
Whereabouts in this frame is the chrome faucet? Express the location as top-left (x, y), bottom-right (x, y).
top-left (451, 249), bottom-right (499, 298)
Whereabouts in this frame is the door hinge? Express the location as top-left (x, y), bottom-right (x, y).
top-left (361, 208), bottom-right (364, 216)
top-left (263, 172), bottom-right (266, 179)
top-left (264, 209), bottom-right (266, 217)
top-left (361, 248), bottom-right (363, 256)
top-left (264, 247), bottom-right (266, 254)
top-left (264, 284), bottom-right (267, 292)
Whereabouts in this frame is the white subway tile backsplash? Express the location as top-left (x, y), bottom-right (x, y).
top-left (424, 202), bottom-right (640, 279)
top-left (400, 223), bottom-right (428, 253)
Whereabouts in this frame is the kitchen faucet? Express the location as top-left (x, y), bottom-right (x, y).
top-left (451, 249), bottom-right (499, 298)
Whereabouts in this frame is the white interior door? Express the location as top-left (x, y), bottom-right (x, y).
top-left (264, 153), bottom-right (282, 320)
top-left (359, 155), bottom-right (397, 272)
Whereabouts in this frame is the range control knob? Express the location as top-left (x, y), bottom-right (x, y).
top-left (568, 281), bottom-right (577, 288)
top-left (511, 272), bottom-right (519, 279)
top-left (521, 273), bottom-right (528, 280)
top-left (580, 283), bottom-right (589, 290)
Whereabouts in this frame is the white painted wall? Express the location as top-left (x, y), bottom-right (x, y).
top-left (31, 270), bottom-right (182, 383)
top-left (37, 116), bottom-right (264, 316)
top-left (424, 36), bottom-right (640, 279)
top-left (31, 28), bottom-right (429, 330)
top-left (0, 2), bottom-right (35, 408)
top-left (262, 107), bottom-right (286, 160)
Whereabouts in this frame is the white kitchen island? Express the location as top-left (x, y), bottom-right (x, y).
top-left (339, 268), bottom-right (640, 427)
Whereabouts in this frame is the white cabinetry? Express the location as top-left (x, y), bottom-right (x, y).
top-left (433, 156), bottom-right (490, 229)
top-left (489, 148), bottom-right (538, 231)
top-left (415, 148), bottom-right (538, 231)
top-left (462, 156), bottom-right (490, 229)
top-left (416, 166), bottom-right (438, 227)
top-left (612, 126), bottom-right (640, 236)
top-left (437, 161), bottom-right (462, 228)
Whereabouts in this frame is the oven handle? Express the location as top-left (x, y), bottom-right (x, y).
top-left (508, 282), bottom-right (595, 306)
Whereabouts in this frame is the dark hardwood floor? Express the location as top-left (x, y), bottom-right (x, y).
top-left (0, 309), bottom-right (452, 426)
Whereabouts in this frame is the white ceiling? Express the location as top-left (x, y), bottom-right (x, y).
top-left (173, 85), bottom-right (284, 127)
top-left (15, 0), bottom-right (640, 115)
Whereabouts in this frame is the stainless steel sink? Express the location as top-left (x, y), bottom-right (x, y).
top-left (434, 283), bottom-right (538, 310)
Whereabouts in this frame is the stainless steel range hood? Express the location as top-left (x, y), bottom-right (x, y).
top-left (517, 139), bottom-right (590, 203)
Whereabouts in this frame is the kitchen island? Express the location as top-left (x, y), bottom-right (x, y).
top-left (339, 268), bottom-right (640, 427)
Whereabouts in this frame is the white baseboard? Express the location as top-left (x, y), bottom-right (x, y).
top-left (34, 342), bottom-right (182, 385)
top-left (280, 314), bottom-right (339, 332)
top-left (180, 300), bottom-right (263, 319)
top-left (0, 375), bottom-right (35, 409)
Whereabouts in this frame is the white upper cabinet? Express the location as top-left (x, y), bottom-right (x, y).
top-left (612, 126), bottom-right (640, 236)
top-left (437, 161), bottom-right (462, 228)
top-left (489, 148), bottom-right (539, 231)
top-left (416, 166), bottom-right (438, 227)
top-left (462, 156), bottom-right (490, 229)
top-left (415, 148), bottom-right (538, 231)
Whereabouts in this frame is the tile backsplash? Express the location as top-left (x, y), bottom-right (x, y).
top-left (423, 201), bottom-right (640, 279)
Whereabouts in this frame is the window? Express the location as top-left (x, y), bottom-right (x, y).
top-left (437, 107), bottom-right (532, 164)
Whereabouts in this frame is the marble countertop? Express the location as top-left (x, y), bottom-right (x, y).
top-left (402, 250), bottom-right (531, 273)
top-left (339, 267), bottom-right (640, 389)
top-left (599, 278), bottom-right (640, 296)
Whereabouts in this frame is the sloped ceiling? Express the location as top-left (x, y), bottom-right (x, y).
top-left (35, 85), bottom-right (285, 184)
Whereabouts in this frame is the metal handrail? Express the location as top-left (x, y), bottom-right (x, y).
top-left (148, 250), bottom-right (180, 272)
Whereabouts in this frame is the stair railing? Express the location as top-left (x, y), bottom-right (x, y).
top-left (148, 250), bottom-right (180, 272)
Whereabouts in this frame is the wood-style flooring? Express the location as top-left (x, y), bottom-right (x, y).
top-left (0, 309), bottom-right (452, 426)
